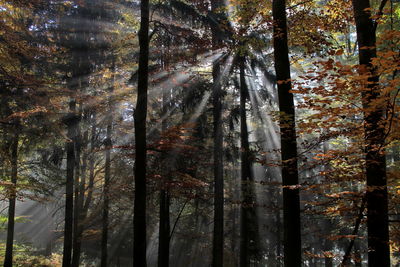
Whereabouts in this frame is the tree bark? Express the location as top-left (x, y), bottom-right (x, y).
top-left (211, 1), bottom-right (224, 266)
top-left (324, 228), bottom-right (333, 267)
top-left (352, 1), bottom-right (390, 266)
top-left (101, 64), bottom-right (114, 267)
top-left (158, 188), bottom-right (170, 267)
top-left (212, 60), bottom-right (224, 267)
top-left (340, 197), bottom-right (366, 266)
top-left (158, 70), bottom-right (170, 267)
top-left (272, 0), bottom-right (302, 266)
top-left (71, 126), bottom-right (88, 267)
top-left (72, 115), bottom-right (82, 267)
top-left (239, 57), bottom-right (260, 267)
top-left (63, 102), bottom-right (78, 267)
top-left (133, 0), bottom-right (150, 266)
top-left (101, 121), bottom-right (111, 267)
top-left (4, 131), bottom-right (18, 267)
top-left (239, 57), bottom-right (250, 267)
top-left (83, 113), bottom-right (96, 214)
top-left (354, 241), bottom-right (362, 267)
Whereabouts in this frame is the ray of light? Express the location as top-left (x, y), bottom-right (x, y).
top-left (145, 50), bottom-right (227, 136)
top-left (111, 47), bottom-right (224, 147)
top-left (149, 49), bottom-right (225, 93)
top-left (107, 210), bottom-right (134, 262)
top-left (189, 53), bottom-right (233, 122)
top-left (189, 91), bottom-right (212, 122)
top-left (246, 68), bottom-right (282, 184)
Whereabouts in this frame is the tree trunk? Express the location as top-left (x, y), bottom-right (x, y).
top-left (324, 228), bottom-right (333, 267)
top-left (230, 195), bottom-right (238, 266)
top-left (354, 241), bottom-right (362, 267)
top-left (211, 1), bottom-right (224, 266)
top-left (212, 60), bottom-right (224, 267)
top-left (272, 0), bottom-right (302, 266)
top-left (72, 116), bottom-right (82, 267)
top-left (101, 121), bottom-right (111, 267)
top-left (158, 186), bottom-right (170, 267)
top-left (133, 0), bottom-right (149, 265)
top-left (83, 113), bottom-right (97, 214)
top-left (62, 104), bottom-right (78, 267)
top-left (239, 57), bottom-right (260, 267)
top-left (4, 131), bottom-right (18, 267)
top-left (71, 126), bottom-right (88, 267)
top-left (351, 1), bottom-right (390, 266)
top-left (101, 64), bottom-right (114, 267)
top-left (158, 73), bottom-right (170, 267)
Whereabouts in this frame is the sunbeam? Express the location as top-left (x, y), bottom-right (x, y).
top-left (1, 0), bottom-right (395, 266)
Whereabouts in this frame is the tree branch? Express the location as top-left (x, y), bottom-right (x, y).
top-left (373, 0), bottom-right (389, 32)
top-left (169, 199), bottom-right (190, 242)
top-left (339, 195), bottom-right (366, 267)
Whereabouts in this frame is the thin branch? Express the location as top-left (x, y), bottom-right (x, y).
top-left (169, 199), bottom-right (190, 242)
top-left (373, 0), bottom-right (389, 32)
top-left (339, 195), bottom-right (366, 267)
top-left (287, 0), bottom-right (314, 10)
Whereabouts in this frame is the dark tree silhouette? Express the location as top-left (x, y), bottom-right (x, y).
top-left (239, 57), bottom-right (260, 267)
top-left (210, 0), bottom-right (225, 266)
top-left (272, 0), bottom-right (302, 266)
top-left (352, 0), bottom-right (390, 265)
top-left (4, 130), bottom-right (19, 267)
top-left (133, 0), bottom-right (150, 266)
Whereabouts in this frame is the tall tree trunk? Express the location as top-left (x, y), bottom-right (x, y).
top-left (71, 126), bottom-right (88, 267)
top-left (212, 59), bottom-right (224, 267)
top-left (72, 114), bottom-right (82, 267)
top-left (133, 0), bottom-right (149, 265)
top-left (351, 1), bottom-right (390, 266)
top-left (158, 73), bottom-right (170, 267)
top-left (239, 58), bottom-right (249, 267)
top-left (230, 197), bottom-right (238, 266)
top-left (101, 121), bottom-right (111, 267)
top-left (354, 241), bottom-right (362, 267)
top-left (4, 131), bottom-right (18, 267)
top-left (62, 5), bottom-right (90, 264)
top-left (101, 64), bottom-right (114, 267)
top-left (83, 113), bottom-right (96, 214)
top-left (76, 115), bottom-right (96, 261)
top-left (63, 101), bottom-right (78, 267)
top-left (211, 1), bottom-right (224, 266)
top-left (324, 226), bottom-right (333, 267)
top-left (239, 57), bottom-right (260, 267)
top-left (158, 187), bottom-right (170, 267)
top-left (158, 174), bottom-right (170, 267)
top-left (272, 0), bottom-right (302, 266)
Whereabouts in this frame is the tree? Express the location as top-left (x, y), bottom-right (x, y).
top-left (272, 0), bottom-right (302, 266)
top-left (210, 0), bottom-right (225, 265)
top-left (133, 0), bottom-right (150, 266)
top-left (239, 56), bottom-right (260, 267)
top-left (60, 6), bottom-right (87, 264)
top-left (4, 129), bottom-right (19, 267)
top-left (158, 40), bottom-right (171, 267)
top-left (101, 61), bottom-right (115, 267)
top-left (62, 104), bottom-right (78, 267)
top-left (0, 1), bottom-right (52, 265)
top-left (1, 0), bottom-right (400, 265)
top-left (352, 0), bottom-right (390, 265)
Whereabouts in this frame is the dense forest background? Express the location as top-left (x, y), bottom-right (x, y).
top-left (1, 0), bottom-right (400, 266)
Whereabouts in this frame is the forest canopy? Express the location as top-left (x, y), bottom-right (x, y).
top-left (0, 0), bottom-right (400, 266)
